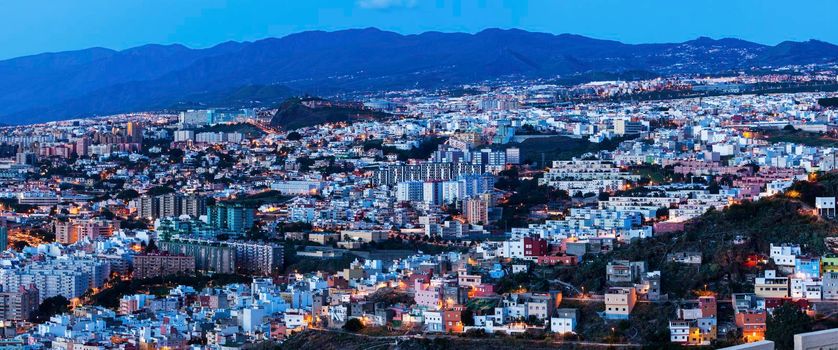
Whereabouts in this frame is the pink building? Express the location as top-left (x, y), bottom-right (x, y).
top-left (536, 255), bottom-right (578, 266)
top-left (414, 280), bottom-right (442, 309)
top-left (471, 283), bottom-right (495, 297)
top-left (653, 220), bottom-right (686, 234)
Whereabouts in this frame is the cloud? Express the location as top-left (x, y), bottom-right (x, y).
top-left (356, 0), bottom-right (417, 10)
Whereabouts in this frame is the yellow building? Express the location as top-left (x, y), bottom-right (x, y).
top-left (754, 270), bottom-right (789, 298)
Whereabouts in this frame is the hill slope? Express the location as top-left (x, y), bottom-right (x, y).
top-left (270, 98), bottom-right (390, 130)
top-left (2, 28), bottom-right (838, 124)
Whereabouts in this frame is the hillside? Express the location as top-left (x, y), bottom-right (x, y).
top-left (496, 135), bottom-right (634, 167)
top-left (270, 98), bottom-right (390, 130)
top-left (565, 197), bottom-right (837, 298)
top-left (1, 28), bottom-right (838, 124)
top-left (280, 330), bottom-right (623, 350)
top-left (761, 128), bottom-right (838, 148)
top-left (170, 84), bottom-right (296, 110)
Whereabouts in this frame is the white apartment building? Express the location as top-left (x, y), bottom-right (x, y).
top-left (770, 244), bottom-right (801, 267)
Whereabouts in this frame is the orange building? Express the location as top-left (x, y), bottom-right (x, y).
top-left (735, 310), bottom-right (766, 342)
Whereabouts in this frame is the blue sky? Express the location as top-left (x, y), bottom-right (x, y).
top-left (2, 0), bottom-right (837, 59)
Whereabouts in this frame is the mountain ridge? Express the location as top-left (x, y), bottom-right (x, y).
top-left (1, 28), bottom-right (837, 124)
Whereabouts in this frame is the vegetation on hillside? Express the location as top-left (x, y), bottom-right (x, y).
top-left (363, 136), bottom-right (447, 161)
top-left (488, 196), bottom-right (835, 302)
top-left (499, 135), bottom-right (635, 167)
top-left (766, 303), bottom-right (813, 350)
top-left (90, 274), bottom-right (252, 309)
top-left (786, 171), bottom-right (838, 207)
top-left (270, 98), bottom-right (390, 130)
top-left (284, 255), bottom-right (356, 275)
top-left (494, 167), bottom-right (570, 230)
top-left (818, 97), bottom-right (838, 108)
top-left (279, 329), bottom-right (638, 350)
top-left (146, 185), bottom-right (176, 196)
top-left (224, 190), bottom-right (290, 206)
top-left (761, 128), bottom-right (838, 147)
top-left (30, 296), bottom-right (70, 323)
top-left (173, 84), bottom-right (296, 110)
top-left (603, 197), bottom-right (835, 296)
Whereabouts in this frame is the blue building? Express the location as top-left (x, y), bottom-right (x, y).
top-left (0, 224), bottom-right (6, 251)
top-left (207, 203), bottom-right (256, 233)
top-left (795, 256), bottom-right (821, 279)
top-left (488, 263), bottom-right (505, 279)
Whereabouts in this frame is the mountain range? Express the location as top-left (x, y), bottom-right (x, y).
top-left (2, 28), bottom-right (838, 124)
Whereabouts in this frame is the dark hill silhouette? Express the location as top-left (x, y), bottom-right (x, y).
top-left (1, 28), bottom-right (837, 124)
top-left (270, 98), bottom-right (390, 130)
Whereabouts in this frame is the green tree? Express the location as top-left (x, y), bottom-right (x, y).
top-left (100, 208), bottom-right (116, 220)
top-left (461, 308), bottom-right (475, 326)
top-left (167, 148), bottom-right (184, 163)
top-left (30, 296), bottom-right (70, 323)
top-left (655, 207), bottom-right (670, 219)
top-left (766, 303), bottom-right (812, 350)
top-left (116, 189), bottom-right (140, 201)
top-left (144, 238), bottom-right (159, 253)
top-left (146, 186), bottom-right (176, 196)
top-left (343, 318), bottom-right (365, 332)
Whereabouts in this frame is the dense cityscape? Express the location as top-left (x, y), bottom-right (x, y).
top-left (0, 70), bottom-right (834, 349)
top-left (3, 1), bottom-right (838, 349)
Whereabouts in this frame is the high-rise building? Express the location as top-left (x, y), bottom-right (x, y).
top-left (423, 181), bottom-right (443, 205)
top-left (0, 284), bottom-right (39, 321)
top-left (126, 122), bottom-right (143, 143)
top-left (54, 219), bottom-right (120, 244)
top-left (396, 181), bottom-right (423, 202)
top-left (207, 203), bottom-right (256, 232)
top-left (614, 119), bottom-right (645, 135)
top-left (174, 129), bottom-right (195, 143)
top-left (159, 237), bottom-right (283, 275)
top-left (54, 221), bottom-right (77, 244)
top-left (182, 195), bottom-right (207, 218)
top-left (138, 195), bottom-right (157, 220)
top-left (505, 148), bottom-right (521, 165)
top-left (76, 221), bottom-right (103, 242)
top-left (4, 265), bottom-right (91, 301)
top-left (481, 148), bottom-right (507, 166)
top-left (440, 180), bottom-right (463, 204)
top-left (159, 193), bottom-right (180, 218)
top-left (226, 241), bottom-right (284, 276)
top-left (372, 162), bottom-right (485, 186)
top-left (179, 109), bottom-right (216, 126)
top-left (0, 220), bottom-right (7, 251)
top-left (135, 193), bottom-right (207, 220)
top-left (463, 196), bottom-right (490, 225)
top-left (159, 238), bottom-right (235, 274)
top-left (74, 137), bottom-right (90, 156)
top-left (14, 151), bottom-right (37, 165)
top-left (133, 253), bottom-right (196, 279)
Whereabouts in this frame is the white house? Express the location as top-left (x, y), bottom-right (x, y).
top-left (770, 243), bottom-right (801, 267)
top-left (550, 309), bottom-right (579, 334)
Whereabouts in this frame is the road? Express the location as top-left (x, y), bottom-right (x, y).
top-left (550, 279), bottom-right (584, 296)
top-left (307, 326), bottom-right (643, 348)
